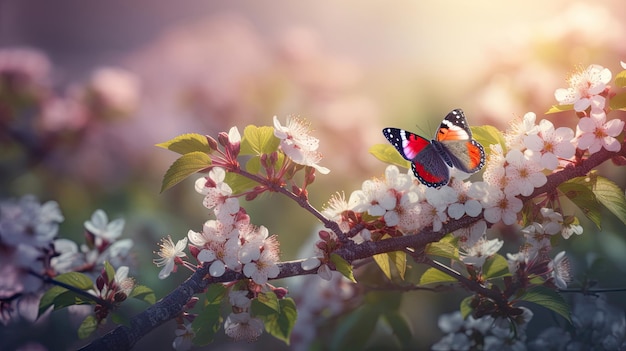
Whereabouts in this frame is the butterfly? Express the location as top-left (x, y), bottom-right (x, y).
top-left (382, 109), bottom-right (485, 188)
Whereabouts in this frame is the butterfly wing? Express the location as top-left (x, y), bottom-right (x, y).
top-left (435, 109), bottom-right (486, 173)
top-left (382, 128), bottom-right (450, 187)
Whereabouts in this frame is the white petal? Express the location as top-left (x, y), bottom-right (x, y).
top-left (198, 249), bottom-right (216, 263)
top-left (301, 257), bottom-right (321, 270)
top-left (209, 260), bottom-right (226, 277)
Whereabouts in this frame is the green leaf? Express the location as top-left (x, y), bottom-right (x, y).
top-left (592, 176), bottom-right (626, 226)
top-left (418, 267), bottom-right (457, 285)
top-left (518, 286), bottom-right (571, 323)
top-left (191, 284), bottom-right (227, 345)
top-left (78, 315), bottom-right (99, 339)
top-left (246, 156), bottom-right (262, 174)
top-left (192, 304), bottom-right (222, 346)
top-left (39, 288), bottom-right (94, 316)
top-left (369, 144), bottom-right (411, 169)
top-left (609, 91), bottom-right (626, 111)
top-left (39, 272), bottom-right (96, 316)
top-left (372, 251), bottom-right (406, 280)
top-left (615, 69), bottom-right (626, 88)
top-left (54, 272), bottom-right (94, 290)
top-left (559, 177), bottom-right (602, 228)
top-left (156, 133), bottom-right (213, 155)
top-left (39, 286), bottom-right (66, 316)
top-left (471, 125), bottom-right (506, 151)
top-left (253, 291), bottom-right (281, 315)
top-left (224, 172), bottom-right (259, 194)
top-left (460, 296), bottom-right (473, 319)
top-left (128, 285), bottom-right (155, 305)
top-left (482, 254), bottom-right (510, 279)
top-left (546, 104), bottom-right (574, 114)
top-left (425, 240), bottom-right (459, 260)
top-left (331, 305), bottom-right (379, 351)
top-left (330, 253), bottom-right (356, 283)
top-left (104, 261), bottom-right (116, 284)
top-left (111, 312), bottom-right (130, 327)
top-left (382, 311), bottom-right (412, 347)
top-left (241, 125), bottom-right (280, 156)
top-left (205, 283), bottom-right (227, 305)
top-left (160, 151), bottom-right (212, 192)
top-left (261, 298), bottom-right (297, 345)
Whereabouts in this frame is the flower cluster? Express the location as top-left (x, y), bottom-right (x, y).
top-left (529, 294), bottom-right (626, 350)
top-left (190, 166), bottom-right (281, 285)
top-left (90, 265), bottom-right (135, 323)
top-left (300, 64), bottom-right (626, 346)
top-left (154, 114), bottom-right (341, 346)
top-left (432, 308), bottom-right (533, 350)
top-left (274, 115), bottom-right (330, 174)
top-left (0, 195), bottom-right (64, 324)
top-left (291, 271), bottom-right (358, 351)
top-left (52, 209), bottom-right (134, 278)
top-left (554, 64), bottom-right (624, 155)
top-left (224, 288), bottom-right (264, 342)
top-left (0, 196), bottom-right (138, 330)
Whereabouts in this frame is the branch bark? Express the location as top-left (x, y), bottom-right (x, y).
top-left (79, 145), bottom-right (624, 350)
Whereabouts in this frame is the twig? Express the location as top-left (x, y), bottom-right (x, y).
top-left (79, 142), bottom-right (623, 350)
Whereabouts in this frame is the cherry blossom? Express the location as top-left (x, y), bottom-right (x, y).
top-left (575, 110), bottom-right (624, 154)
top-left (554, 64), bottom-right (611, 112)
top-left (273, 115), bottom-right (330, 174)
top-left (447, 180), bottom-right (486, 219)
top-left (84, 209), bottom-right (125, 245)
top-left (549, 251), bottom-right (571, 290)
top-left (242, 238), bottom-right (280, 285)
top-left (482, 187), bottom-right (523, 225)
top-left (425, 186), bottom-right (458, 231)
top-left (453, 220), bottom-right (487, 249)
top-left (228, 290), bottom-right (252, 309)
top-left (561, 216), bottom-right (583, 239)
top-left (0, 195), bottom-right (63, 248)
top-left (224, 312), bottom-right (264, 342)
top-left (523, 119), bottom-right (575, 170)
top-left (172, 322), bottom-right (195, 351)
top-left (504, 150), bottom-right (547, 196)
top-left (481, 144), bottom-right (509, 189)
top-left (153, 236), bottom-right (188, 279)
top-left (195, 167), bottom-right (238, 211)
top-left (460, 238), bottom-right (504, 268)
top-left (505, 112), bottom-right (539, 150)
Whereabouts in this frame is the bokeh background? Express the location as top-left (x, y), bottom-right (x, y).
top-left (1, 0), bottom-right (626, 350)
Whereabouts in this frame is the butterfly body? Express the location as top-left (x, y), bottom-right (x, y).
top-left (382, 109), bottom-right (485, 188)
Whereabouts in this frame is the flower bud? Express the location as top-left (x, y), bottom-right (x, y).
top-left (96, 275), bottom-right (106, 291)
top-left (189, 245), bottom-right (201, 259)
top-left (318, 230), bottom-right (331, 241)
top-left (217, 132), bottom-right (229, 147)
top-left (273, 287), bottom-right (288, 299)
top-left (269, 151), bottom-right (279, 165)
top-left (316, 241), bottom-right (328, 251)
top-left (114, 291), bottom-right (128, 303)
top-left (206, 135), bottom-right (218, 151)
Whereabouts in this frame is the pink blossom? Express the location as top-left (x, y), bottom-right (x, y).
top-left (575, 110), bottom-right (624, 154)
top-left (483, 188), bottom-right (523, 225)
top-left (273, 115), bottom-right (330, 174)
top-left (504, 150), bottom-right (547, 196)
top-left (524, 119), bottom-right (575, 170)
top-left (554, 64), bottom-right (611, 112)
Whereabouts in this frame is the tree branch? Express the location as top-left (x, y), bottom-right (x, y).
top-left (79, 144), bottom-right (623, 350)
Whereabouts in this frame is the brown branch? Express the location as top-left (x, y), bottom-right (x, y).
top-left (79, 144), bottom-right (623, 350)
